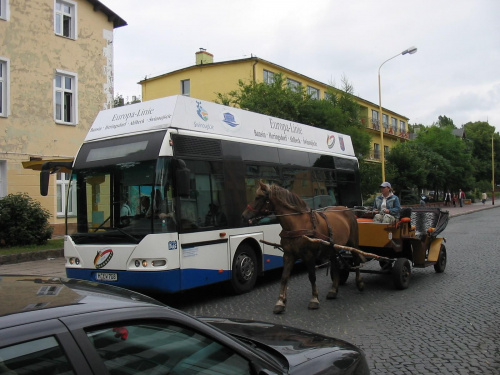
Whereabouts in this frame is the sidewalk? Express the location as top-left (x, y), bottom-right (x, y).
top-left (0, 202), bottom-right (499, 272)
top-left (438, 201), bottom-right (498, 218)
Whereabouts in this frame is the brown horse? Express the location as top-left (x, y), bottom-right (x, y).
top-left (242, 181), bottom-right (364, 314)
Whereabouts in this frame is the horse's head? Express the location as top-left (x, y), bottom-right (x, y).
top-left (242, 181), bottom-right (274, 225)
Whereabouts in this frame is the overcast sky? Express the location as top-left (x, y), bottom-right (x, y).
top-left (100, 0), bottom-right (500, 133)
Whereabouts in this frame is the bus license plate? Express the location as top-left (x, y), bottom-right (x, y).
top-left (96, 272), bottom-right (118, 282)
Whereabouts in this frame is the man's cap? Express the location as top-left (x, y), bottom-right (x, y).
top-left (380, 182), bottom-right (391, 188)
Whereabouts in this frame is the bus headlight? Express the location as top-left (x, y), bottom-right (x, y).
top-left (142, 260), bottom-right (148, 267)
top-left (68, 257), bottom-right (80, 265)
top-left (135, 260), bottom-right (141, 267)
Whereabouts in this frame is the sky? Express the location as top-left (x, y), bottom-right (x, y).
top-left (100, 0), bottom-right (500, 133)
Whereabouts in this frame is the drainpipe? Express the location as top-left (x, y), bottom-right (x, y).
top-left (252, 56), bottom-right (258, 83)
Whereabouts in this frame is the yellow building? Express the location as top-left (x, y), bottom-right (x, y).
top-left (0, 0), bottom-right (126, 235)
top-left (140, 49), bottom-right (410, 163)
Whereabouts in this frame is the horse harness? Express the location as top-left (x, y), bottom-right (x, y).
top-left (280, 209), bottom-right (335, 245)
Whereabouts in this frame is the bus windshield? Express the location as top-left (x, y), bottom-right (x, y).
top-left (68, 157), bottom-right (175, 244)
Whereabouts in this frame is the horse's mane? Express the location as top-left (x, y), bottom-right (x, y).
top-left (258, 183), bottom-right (308, 212)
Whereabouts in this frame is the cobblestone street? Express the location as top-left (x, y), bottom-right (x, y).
top-left (1, 203), bottom-right (499, 374)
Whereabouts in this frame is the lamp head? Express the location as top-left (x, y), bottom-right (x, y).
top-left (402, 46), bottom-right (418, 55)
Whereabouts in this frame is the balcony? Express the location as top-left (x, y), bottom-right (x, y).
top-left (363, 117), bottom-right (410, 139)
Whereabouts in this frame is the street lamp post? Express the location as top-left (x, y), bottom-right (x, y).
top-left (378, 46), bottom-right (417, 182)
top-left (492, 133), bottom-right (495, 205)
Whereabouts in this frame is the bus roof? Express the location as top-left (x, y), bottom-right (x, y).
top-left (85, 95), bottom-right (355, 157)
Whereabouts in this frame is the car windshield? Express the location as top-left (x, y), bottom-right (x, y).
top-left (68, 158), bottom-right (175, 244)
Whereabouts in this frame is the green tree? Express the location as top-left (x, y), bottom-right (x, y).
top-left (386, 142), bottom-right (428, 194)
top-left (359, 160), bottom-right (381, 200)
top-left (463, 121), bottom-right (499, 184)
top-left (414, 125), bottom-right (474, 193)
top-left (436, 115), bottom-right (456, 128)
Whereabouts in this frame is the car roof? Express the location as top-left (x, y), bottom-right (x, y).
top-left (0, 275), bottom-right (166, 328)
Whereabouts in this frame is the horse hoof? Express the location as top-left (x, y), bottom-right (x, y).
top-left (326, 291), bottom-right (337, 299)
top-left (308, 301), bottom-right (320, 310)
top-left (356, 281), bottom-right (365, 292)
top-left (273, 305), bottom-right (285, 314)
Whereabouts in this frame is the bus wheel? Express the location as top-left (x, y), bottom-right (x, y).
top-left (230, 244), bottom-right (257, 294)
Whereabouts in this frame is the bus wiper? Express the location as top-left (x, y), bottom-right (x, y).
top-left (112, 227), bottom-right (141, 244)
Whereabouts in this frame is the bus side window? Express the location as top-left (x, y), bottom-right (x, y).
top-left (180, 161), bottom-right (227, 231)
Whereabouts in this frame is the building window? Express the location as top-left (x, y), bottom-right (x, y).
top-left (0, 58), bottom-right (9, 117)
top-left (55, 0), bottom-right (77, 39)
top-left (373, 143), bottom-right (380, 159)
top-left (287, 78), bottom-right (301, 92)
top-left (181, 79), bottom-right (190, 96)
top-left (371, 109), bottom-right (379, 129)
top-left (0, 160), bottom-right (6, 198)
top-left (384, 145), bottom-right (389, 159)
top-left (263, 70), bottom-right (275, 84)
top-left (382, 114), bottom-right (389, 131)
top-left (400, 120), bottom-right (406, 133)
top-left (57, 172), bottom-right (76, 216)
top-left (0, 0), bottom-right (10, 21)
top-left (391, 117), bottom-right (397, 133)
top-left (54, 70), bottom-right (78, 124)
top-left (307, 86), bottom-right (320, 100)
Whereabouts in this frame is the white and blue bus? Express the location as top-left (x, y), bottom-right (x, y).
top-left (43, 95), bottom-right (362, 294)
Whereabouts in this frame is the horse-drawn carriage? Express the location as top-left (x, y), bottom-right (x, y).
top-left (347, 206), bottom-right (449, 289)
top-left (243, 182), bottom-right (450, 314)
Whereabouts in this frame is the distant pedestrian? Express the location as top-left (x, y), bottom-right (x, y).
top-left (444, 191), bottom-right (451, 206)
top-left (420, 196), bottom-right (426, 207)
top-left (452, 193), bottom-right (457, 207)
top-left (482, 192), bottom-right (487, 204)
top-left (459, 189), bottom-right (466, 207)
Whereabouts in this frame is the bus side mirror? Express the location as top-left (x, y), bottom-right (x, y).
top-left (40, 170), bottom-right (50, 196)
top-left (39, 161), bottom-right (73, 196)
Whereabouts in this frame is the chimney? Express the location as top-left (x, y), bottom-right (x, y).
top-left (196, 48), bottom-right (214, 65)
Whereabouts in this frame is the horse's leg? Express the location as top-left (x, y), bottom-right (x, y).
top-left (306, 257), bottom-right (320, 310)
top-left (353, 253), bottom-right (365, 291)
top-left (273, 252), bottom-right (294, 314)
top-left (326, 252), bottom-right (340, 299)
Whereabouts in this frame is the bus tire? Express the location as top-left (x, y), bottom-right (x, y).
top-left (230, 244), bottom-right (257, 294)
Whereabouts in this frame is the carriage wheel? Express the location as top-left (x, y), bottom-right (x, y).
top-left (433, 244), bottom-right (447, 273)
top-left (392, 258), bottom-right (411, 290)
top-left (230, 244), bottom-right (257, 294)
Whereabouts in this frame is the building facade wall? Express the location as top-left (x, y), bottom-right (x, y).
top-left (0, 0), bottom-right (118, 235)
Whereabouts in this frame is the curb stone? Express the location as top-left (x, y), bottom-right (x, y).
top-left (0, 249), bottom-right (63, 266)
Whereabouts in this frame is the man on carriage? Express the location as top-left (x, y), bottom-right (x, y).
top-left (373, 182), bottom-right (401, 224)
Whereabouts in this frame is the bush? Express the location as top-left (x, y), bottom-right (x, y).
top-left (0, 193), bottom-right (53, 247)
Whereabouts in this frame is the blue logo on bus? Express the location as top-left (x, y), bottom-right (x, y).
top-left (196, 101), bottom-right (209, 121)
top-left (222, 112), bottom-right (239, 128)
top-left (168, 241), bottom-right (178, 250)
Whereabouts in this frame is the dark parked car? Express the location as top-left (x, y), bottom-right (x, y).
top-left (0, 275), bottom-right (369, 374)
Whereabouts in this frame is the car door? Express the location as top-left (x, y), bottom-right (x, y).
top-left (0, 319), bottom-right (92, 374)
